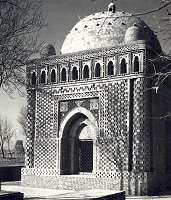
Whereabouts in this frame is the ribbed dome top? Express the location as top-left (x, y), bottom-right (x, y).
top-left (61, 11), bottom-right (161, 54)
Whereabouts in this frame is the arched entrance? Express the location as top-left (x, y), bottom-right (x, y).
top-left (59, 108), bottom-right (97, 175)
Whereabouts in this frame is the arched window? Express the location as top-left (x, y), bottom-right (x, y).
top-left (72, 67), bottom-right (78, 80)
top-left (95, 63), bottom-right (101, 78)
top-left (83, 65), bottom-right (89, 79)
top-left (107, 61), bottom-right (114, 75)
top-left (120, 58), bottom-right (127, 74)
top-left (134, 56), bottom-right (139, 72)
top-left (41, 70), bottom-right (46, 84)
top-left (51, 69), bottom-right (56, 83)
top-left (31, 72), bottom-right (36, 85)
top-left (61, 68), bottom-right (66, 82)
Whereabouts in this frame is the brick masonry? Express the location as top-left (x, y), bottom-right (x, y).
top-left (22, 41), bottom-right (171, 196)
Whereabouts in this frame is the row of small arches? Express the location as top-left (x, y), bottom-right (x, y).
top-left (31, 56), bottom-right (140, 85)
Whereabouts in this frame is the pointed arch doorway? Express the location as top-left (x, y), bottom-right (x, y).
top-left (60, 109), bottom-right (97, 175)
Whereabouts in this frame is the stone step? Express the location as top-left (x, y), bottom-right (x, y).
top-left (24, 189), bottom-right (125, 200)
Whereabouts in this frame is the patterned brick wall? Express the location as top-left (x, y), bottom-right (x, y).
top-left (34, 138), bottom-right (58, 168)
top-left (35, 90), bottom-right (55, 138)
top-left (52, 80), bottom-right (129, 175)
top-left (22, 37), bottom-right (170, 196)
top-left (25, 90), bottom-right (36, 168)
top-left (133, 78), bottom-right (151, 172)
top-left (98, 80), bottom-right (129, 173)
top-left (22, 171), bottom-right (148, 195)
top-left (34, 90), bottom-right (58, 169)
top-left (24, 76), bottom-right (151, 194)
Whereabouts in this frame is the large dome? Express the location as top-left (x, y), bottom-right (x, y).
top-left (61, 10), bottom-right (161, 54)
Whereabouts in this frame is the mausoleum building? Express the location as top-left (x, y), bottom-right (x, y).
top-left (22, 3), bottom-right (171, 195)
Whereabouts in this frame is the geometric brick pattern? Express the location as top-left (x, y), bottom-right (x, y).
top-left (28, 43), bottom-right (140, 67)
top-left (22, 168), bottom-right (60, 176)
top-left (34, 138), bottom-right (58, 169)
top-left (25, 90), bottom-right (36, 168)
top-left (98, 80), bottom-right (129, 172)
top-left (25, 77), bottom-right (151, 174)
top-left (24, 42), bottom-right (155, 195)
top-left (133, 78), bottom-right (151, 172)
top-left (35, 91), bottom-right (54, 139)
top-left (53, 80), bottom-right (130, 174)
top-left (22, 171), bottom-right (148, 195)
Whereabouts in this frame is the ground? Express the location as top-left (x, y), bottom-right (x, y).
top-left (1, 183), bottom-right (171, 200)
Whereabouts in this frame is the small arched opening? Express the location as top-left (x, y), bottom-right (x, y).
top-left (41, 70), bottom-right (46, 84)
top-left (83, 65), bottom-right (89, 79)
top-left (61, 68), bottom-right (67, 82)
top-left (120, 58), bottom-right (127, 74)
top-left (51, 69), bottom-right (56, 83)
top-left (134, 56), bottom-right (140, 72)
top-left (72, 67), bottom-right (78, 80)
top-left (31, 72), bottom-right (36, 85)
top-left (107, 61), bottom-right (114, 76)
top-left (95, 63), bottom-right (101, 78)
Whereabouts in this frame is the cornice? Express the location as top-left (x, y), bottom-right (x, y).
top-left (28, 41), bottom-right (151, 68)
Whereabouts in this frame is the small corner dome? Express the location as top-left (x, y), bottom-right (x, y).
top-left (125, 24), bottom-right (143, 43)
top-left (40, 44), bottom-right (56, 58)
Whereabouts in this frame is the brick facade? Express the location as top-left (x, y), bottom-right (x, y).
top-left (22, 9), bottom-right (171, 196)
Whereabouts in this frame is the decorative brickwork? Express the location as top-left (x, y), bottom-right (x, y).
top-left (25, 90), bottom-right (36, 168)
top-left (98, 80), bottom-right (129, 172)
top-left (133, 78), bottom-right (151, 172)
top-left (34, 138), bottom-right (58, 169)
top-left (59, 97), bottom-right (99, 127)
top-left (29, 43), bottom-right (144, 68)
top-left (22, 7), bottom-right (168, 196)
top-left (35, 90), bottom-right (54, 139)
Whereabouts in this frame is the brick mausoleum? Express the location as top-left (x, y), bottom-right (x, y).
top-left (22, 3), bottom-right (171, 196)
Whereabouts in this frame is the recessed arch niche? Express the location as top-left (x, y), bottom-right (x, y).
top-left (59, 107), bottom-right (98, 175)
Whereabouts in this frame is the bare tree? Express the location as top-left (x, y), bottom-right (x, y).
top-left (5, 128), bottom-right (15, 158)
top-left (0, 116), bottom-right (15, 158)
top-left (0, 0), bottom-right (46, 95)
top-left (18, 106), bottom-right (27, 136)
top-left (0, 117), bottom-right (6, 158)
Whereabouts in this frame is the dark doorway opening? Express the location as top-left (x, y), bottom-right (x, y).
top-left (60, 113), bottom-right (94, 175)
top-left (79, 140), bottom-right (93, 172)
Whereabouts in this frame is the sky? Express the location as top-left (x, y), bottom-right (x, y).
top-left (0, 0), bottom-right (170, 145)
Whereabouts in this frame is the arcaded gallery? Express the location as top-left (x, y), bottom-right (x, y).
top-left (22, 3), bottom-right (171, 196)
